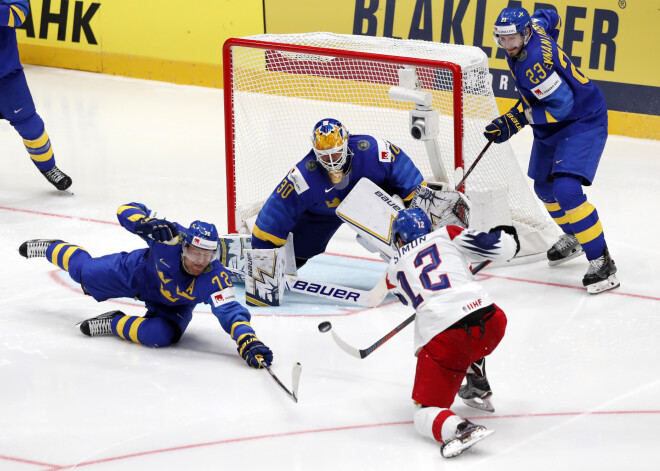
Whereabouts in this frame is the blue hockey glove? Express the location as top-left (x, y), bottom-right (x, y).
top-left (237, 333), bottom-right (273, 369)
top-left (484, 108), bottom-right (528, 143)
top-left (135, 217), bottom-right (178, 242)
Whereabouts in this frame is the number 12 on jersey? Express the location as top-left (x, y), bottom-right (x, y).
top-left (395, 245), bottom-right (450, 308)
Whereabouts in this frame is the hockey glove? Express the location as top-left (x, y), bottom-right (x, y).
top-left (237, 333), bottom-right (273, 369)
top-left (135, 217), bottom-right (178, 242)
top-left (484, 108), bottom-right (528, 143)
top-left (490, 225), bottom-right (520, 256)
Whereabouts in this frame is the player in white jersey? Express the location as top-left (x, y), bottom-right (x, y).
top-left (385, 208), bottom-right (519, 458)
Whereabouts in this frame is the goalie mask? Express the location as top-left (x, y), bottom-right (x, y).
top-left (182, 220), bottom-right (219, 275)
top-left (392, 208), bottom-right (432, 246)
top-left (311, 118), bottom-right (351, 184)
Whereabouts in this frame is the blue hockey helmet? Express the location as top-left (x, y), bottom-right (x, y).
top-left (493, 7), bottom-right (532, 49)
top-left (311, 118), bottom-right (351, 184)
top-left (183, 220), bottom-right (219, 263)
top-left (392, 208), bottom-right (432, 246)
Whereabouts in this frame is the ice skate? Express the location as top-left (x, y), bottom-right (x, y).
top-left (441, 420), bottom-right (494, 458)
top-left (41, 165), bottom-right (72, 191)
top-left (458, 373), bottom-right (494, 412)
top-left (582, 247), bottom-right (619, 294)
top-left (79, 310), bottom-right (124, 337)
top-left (18, 239), bottom-right (62, 259)
top-left (547, 233), bottom-right (584, 266)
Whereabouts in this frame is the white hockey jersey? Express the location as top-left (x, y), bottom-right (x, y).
top-left (385, 225), bottom-right (517, 355)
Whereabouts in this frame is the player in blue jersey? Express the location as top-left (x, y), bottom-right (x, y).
top-left (18, 202), bottom-right (273, 369)
top-left (1, 0), bottom-right (72, 191)
top-left (485, 7), bottom-right (619, 294)
top-left (252, 118), bottom-right (425, 268)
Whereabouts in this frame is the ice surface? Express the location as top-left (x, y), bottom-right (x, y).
top-left (1, 65), bottom-right (659, 470)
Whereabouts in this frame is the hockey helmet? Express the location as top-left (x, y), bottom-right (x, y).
top-left (311, 118), bottom-right (351, 184)
top-left (392, 208), bottom-right (432, 246)
top-left (183, 220), bottom-right (219, 266)
top-left (493, 7), bottom-right (532, 49)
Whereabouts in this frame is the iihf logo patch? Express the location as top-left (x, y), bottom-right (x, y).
top-left (305, 159), bottom-right (317, 171)
top-left (357, 140), bottom-right (370, 151)
top-left (518, 50), bottom-right (527, 61)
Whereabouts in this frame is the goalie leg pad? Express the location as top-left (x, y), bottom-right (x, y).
top-left (218, 234), bottom-right (252, 283)
top-left (244, 247), bottom-right (286, 307)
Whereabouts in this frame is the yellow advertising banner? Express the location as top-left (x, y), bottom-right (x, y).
top-left (266, 0), bottom-right (658, 85)
top-left (14, 0), bottom-right (659, 138)
top-left (264, 0), bottom-right (660, 138)
top-left (16, 0), bottom-right (264, 86)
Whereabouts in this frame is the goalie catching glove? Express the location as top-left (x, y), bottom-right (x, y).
top-left (237, 333), bottom-right (273, 369)
top-left (484, 107), bottom-right (528, 143)
top-left (135, 217), bottom-right (178, 242)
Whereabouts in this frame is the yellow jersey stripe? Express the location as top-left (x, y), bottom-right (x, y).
top-left (10, 6), bottom-right (27, 25)
top-left (552, 214), bottom-right (569, 225)
top-left (23, 131), bottom-right (50, 149)
top-left (116, 316), bottom-right (130, 340)
top-left (252, 224), bottom-right (287, 246)
top-left (574, 220), bottom-right (603, 244)
top-left (30, 147), bottom-right (54, 162)
top-left (49, 242), bottom-right (66, 266)
top-left (128, 317), bottom-right (146, 344)
top-left (544, 201), bottom-right (562, 212)
top-left (566, 201), bottom-right (595, 223)
top-left (62, 246), bottom-right (85, 271)
top-left (230, 321), bottom-right (251, 339)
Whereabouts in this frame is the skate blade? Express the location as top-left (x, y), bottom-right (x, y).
top-left (442, 429), bottom-right (495, 458)
top-left (586, 274), bottom-right (620, 294)
top-left (548, 248), bottom-right (585, 266)
top-left (461, 396), bottom-right (495, 413)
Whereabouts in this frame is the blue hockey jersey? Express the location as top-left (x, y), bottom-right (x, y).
top-left (96, 202), bottom-right (256, 340)
top-left (0, 1), bottom-right (28, 78)
top-left (252, 135), bottom-right (425, 248)
top-left (506, 10), bottom-right (607, 141)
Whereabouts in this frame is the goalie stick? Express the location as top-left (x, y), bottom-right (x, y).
top-left (320, 260), bottom-right (491, 359)
top-left (260, 360), bottom-right (302, 403)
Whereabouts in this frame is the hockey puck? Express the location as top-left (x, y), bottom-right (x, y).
top-left (318, 321), bottom-right (332, 333)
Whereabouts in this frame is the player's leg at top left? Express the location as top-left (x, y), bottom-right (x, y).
top-left (0, 70), bottom-right (72, 191)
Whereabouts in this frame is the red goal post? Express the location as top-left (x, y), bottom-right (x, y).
top-left (222, 33), bottom-right (558, 258)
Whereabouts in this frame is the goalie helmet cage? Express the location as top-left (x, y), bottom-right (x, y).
top-left (223, 32), bottom-right (558, 258)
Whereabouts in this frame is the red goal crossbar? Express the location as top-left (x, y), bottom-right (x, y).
top-left (222, 37), bottom-right (465, 233)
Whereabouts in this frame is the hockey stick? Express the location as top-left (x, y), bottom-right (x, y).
top-left (455, 99), bottom-right (522, 191)
top-left (259, 360), bottom-right (302, 403)
top-left (319, 260), bottom-right (491, 359)
top-left (224, 266), bottom-right (389, 308)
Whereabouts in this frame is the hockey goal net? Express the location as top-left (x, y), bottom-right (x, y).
top-left (223, 32), bottom-right (558, 258)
